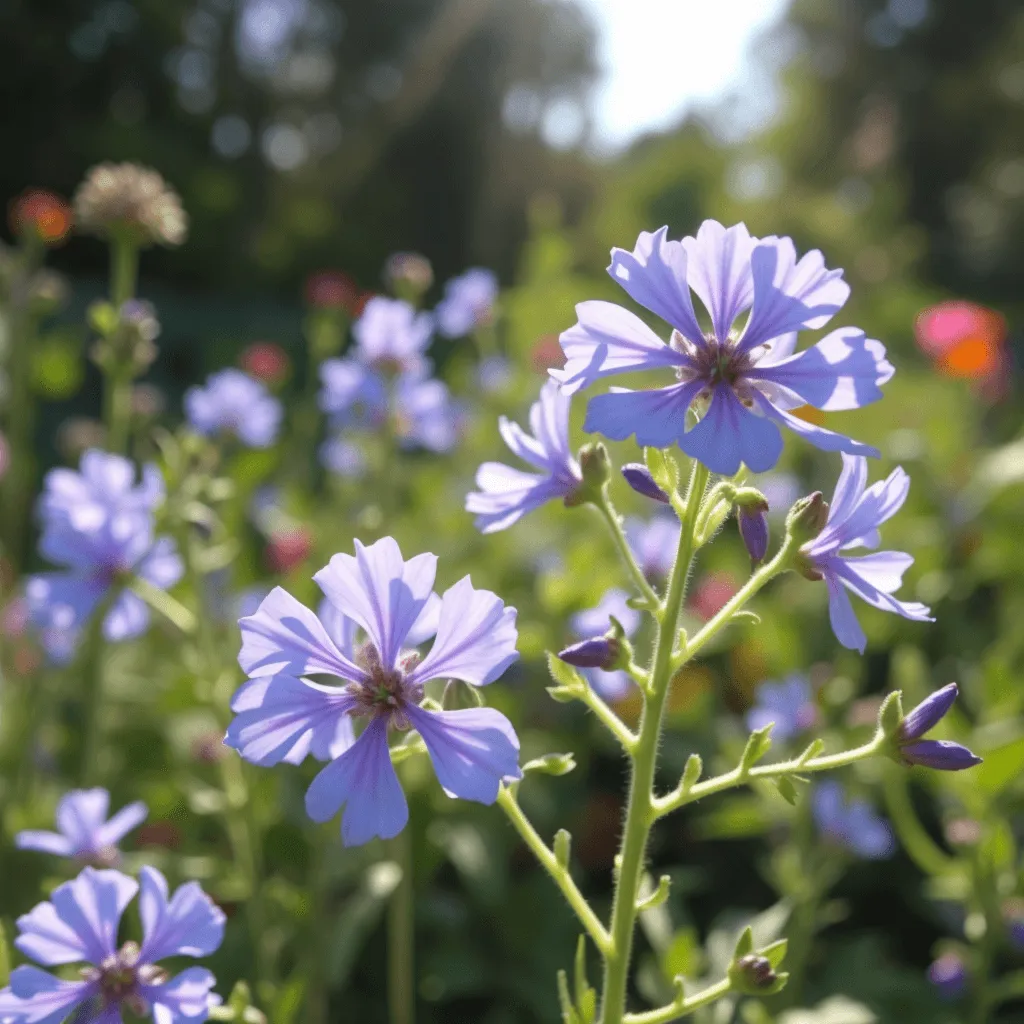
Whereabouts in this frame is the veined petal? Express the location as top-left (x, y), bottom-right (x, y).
top-left (751, 393), bottom-right (880, 461)
top-left (138, 866), bottom-right (225, 963)
top-left (408, 577), bottom-right (518, 688)
top-left (1, 966), bottom-right (94, 1024)
top-left (314, 538), bottom-right (437, 667)
top-left (583, 380), bottom-right (703, 449)
top-left (14, 831), bottom-right (75, 858)
top-left (678, 385), bottom-right (784, 476)
top-left (899, 683), bottom-right (959, 742)
top-left (54, 790), bottom-right (110, 849)
top-left (17, 867), bottom-right (137, 966)
top-left (529, 378), bottom-right (574, 464)
top-left (747, 327), bottom-right (892, 410)
top-left (737, 238), bottom-right (850, 354)
top-left (304, 718), bottom-right (408, 846)
top-left (681, 220), bottom-right (756, 342)
top-left (552, 300), bottom-right (687, 395)
top-left (143, 967), bottom-right (218, 1024)
top-left (225, 675), bottom-right (356, 765)
top-left (824, 453), bottom-right (868, 533)
top-left (607, 227), bottom-right (706, 342)
top-left (238, 587), bottom-right (364, 683)
top-left (824, 572), bottom-right (867, 654)
top-left (832, 555), bottom-right (933, 622)
top-left (466, 464), bottom-right (572, 534)
top-left (406, 706), bottom-right (522, 804)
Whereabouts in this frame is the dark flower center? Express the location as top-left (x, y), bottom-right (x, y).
top-left (346, 642), bottom-right (424, 730)
top-left (81, 941), bottom-right (168, 1015)
top-left (672, 330), bottom-right (764, 408)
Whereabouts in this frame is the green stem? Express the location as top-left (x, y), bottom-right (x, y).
top-left (594, 492), bottom-right (661, 612)
top-left (599, 461), bottom-right (709, 1024)
top-left (881, 769), bottom-right (956, 877)
top-left (578, 686), bottom-right (638, 753)
top-left (130, 577), bottom-right (197, 634)
top-left (622, 977), bottom-right (732, 1024)
top-left (104, 236), bottom-right (139, 455)
top-left (496, 786), bottom-right (611, 953)
top-left (387, 829), bottom-right (416, 1024)
top-left (78, 596), bottom-right (116, 786)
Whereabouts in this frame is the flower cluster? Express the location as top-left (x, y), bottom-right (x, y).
top-left (185, 368), bottom-right (283, 449)
top-left (434, 268), bottom-right (498, 338)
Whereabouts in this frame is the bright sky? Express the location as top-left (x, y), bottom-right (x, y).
top-left (576, 0), bottom-right (793, 151)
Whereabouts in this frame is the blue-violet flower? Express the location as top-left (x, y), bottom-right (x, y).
top-left (746, 675), bottom-right (817, 742)
top-left (435, 268), bottom-right (498, 338)
top-left (185, 368), bottom-right (282, 448)
top-left (812, 780), bottom-right (894, 860)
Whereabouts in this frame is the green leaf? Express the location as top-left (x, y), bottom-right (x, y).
top-left (761, 938), bottom-right (789, 969)
top-left (554, 829), bottom-right (572, 869)
top-left (775, 776), bottom-right (799, 805)
top-left (547, 652), bottom-right (587, 691)
top-left (523, 752), bottom-right (577, 776)
top-left (557, 970), bottom-right (580, 1024)
top-left (645, 446), bottom-right (680, 493)
top-left (733, 926), bottom-right (755, 960)
top-left (739, 725), bottom-right (774, 773)
top-left (326, 862), bottom-right (402, 987)
top-left (877, 690), bottom-right (905, 738)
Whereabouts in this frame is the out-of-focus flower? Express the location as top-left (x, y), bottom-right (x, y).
top-left (240, 341), bottom-right (290, 386)
top-left (185, 369), bottom-right (282, 448)
top-left (9, 189), bottom-right (73, 245)
top-left (0, 431), bottom-right (8, 481)
top-left (927, 952), bottom-right (968, 1000)
top-left (91, 299), bottom-right (161, 375)
top-left (746, 675), bottom-right (817, 741)
top-left (27, 452), bottom-right (182, 662)
top-left (319, 360), bottom-right (389, 430)
top-left (800, 454), bottom-right (932, 653)
top-left (27, 268), bottom-right (69, 315)
top-left (131, 383), bottom-right (167, 421)
top-left (531, 334), bottom-right (567, 374)
top-left (16, 788), bottom-right (147, 865)
top-left (353, 296), bottom-right (433, 374)
top-left (893, 683), bottom-right (982, 770)
top-left (56, 418), bottom-right (107, 461)
top-left (393, 374), bottom-right (462, 453)
top-left (319, 437), bottom-right (366, 478)
top-left (1004, 902), bottom-right (1024, 952)
top-left (435, 268), bottom-right (498, 338)
top-left (689, 572), bottom-right (739, 622)
top-left (625, 514), bottom-right (681, 579)
top-left (304, 269), bottom-right (360, 312)
top-left (914, 300), bottom-right (1006, 380)
top-left (568, 589), bottom-right (640, 700)
top-left (265, 528), bottom-right (313, 574)
top-left (553, 220), bottom-right (892, 475)
top-left (0, 866), bottom-right (224, 1022)
top-left (621, 464), bottom-right (670, 504)
top-left (2, 596), bottom-right (28, 637)
top-left (136, 821), bottom-right (184, 851)
top-left (479, 354), bottom-right (512, 394)
top-left (384, 252), bottom-right (434, 297)
top-left (755, 472), bottom-right (801, 520)
top-left (812, 780), bottom-right (894, 859)
top-left (466, 380), bottom-right (582, 533)
top-left (226, 537), bottom-right (521, 846)
top-left (73, 162), bottom-right (187, 247)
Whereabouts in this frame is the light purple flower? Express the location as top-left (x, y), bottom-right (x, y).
top-left (928, 953), bottom-right (968, 1000)
top-left (353, 296), bottom-right (433, 373)
top-left (625, 514), bottom-right (681, 580)
top-left (466, 380), bottom-right (583, 534)
top-left (16, 788), bottom-right (147, 865)
top-left (478, 355), bottom-right (512, 393)
top-left (812, 781), bottom-right (894, 860)
top-left (552, 221), bottom-right (893, 475)
top-left (570, 589), bottom-right (640, 700)
top-left (393, 374), bottom-right (463, 453)
top-left (435, 268), bottom-right (498, 338)
top-left (319, 359), bottom-right (389, 430)
top-left (319, 436), bottom-right (367, 477)
top-left (225, 537), bottom-right (521, 846)
top-left (801, 454), bottom-right (933, 653)
top-left (746, 675), bottom-right (816, 742)
top-left (185, 368), bottom-right (282, 448)
top-left (0, 865), bottom-right (224, 1023)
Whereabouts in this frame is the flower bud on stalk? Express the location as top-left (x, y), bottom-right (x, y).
top-left (889, 683), bottom-right (982, 771)
top-left (566, 441), bottom-right (612, 507)
top-left (558, 614), bottom-right (633, 673)
top-left (621, 463), bottom-right (670, 504)
top-left (733, 488), bottom-right (770, 564)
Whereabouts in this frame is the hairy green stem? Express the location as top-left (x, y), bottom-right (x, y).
top-left (599, 461), bottom-right (709, 1024)
top-left (594, 492), bottom-right (662, 611)
top-left (622, 977), bottom-right (732, 1024)
top-left (387, 829), bottom-right (416, 1024)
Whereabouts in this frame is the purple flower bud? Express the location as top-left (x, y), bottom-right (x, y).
top-left (927, 953), bottom-right (967, 1000)
top-left (558, 636), bottom-right (619, 671)
top-left (898, 682), bottom-right (959, 741)
top-left (900, 739), bottom-right (983, 771)
top-left (737, 504), bottom-right (769, 564)
top-left (621, 464), bottom-right (670, 504)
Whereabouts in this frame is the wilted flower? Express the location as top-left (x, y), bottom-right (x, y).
top-left (73, 162), bottom-right (187, 247)
top-left (226, 537), bottom-right (522, 846)
top-left (567, 589), bottom-right (640, 700)
top-left (914, 300), bottom-right (1006, 380)
top-left (746, 675), bottom-right (817, 741)
top-left (9, 188), bottom-right (72, 245)
top-left (894, 683), bottom-right (982, 770)
top-left (435, 268), bottom-right (498, 337)
top-left (16, 788), bottom-right (147, 865)
top-left (812, 781), bottom-right (894, 859)
top-left (466, 380), bottom-right (583, 533)
top-left (353, 296), bottom-right (433, 374)
top-left (927, 952), bottom-right (968, 1000)
top-left (185, 369), bottom-right (282, 448)
top-left (0, 866), bottom-right (224, 1022)
top-left (799, 454), bottom-right (933, 653)
top-left (240, 341), bottom-right (290, 386)
top-left (553, 220), bottom-right (892, 475)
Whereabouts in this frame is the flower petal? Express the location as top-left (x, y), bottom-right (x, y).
top-left (681, 220), bottom-right (756, 341)
top-left (137, 536), bottom-right (185, 590)
top-left (899, 683), bottom-right (959, 742)
top-left (138, 866), bottom-right (225, 963)
top-left (736, 238), bottom-right (850, 354)
top-left (407, 706), bottom-right (522, 804)
top-left (14, 831), bottom-right (75, 858)
top-left (143, 967), bottom-right (219, 1024)
top-left (900, 740), bottom-right (982, 771)
top-left (17, 867), bottom-right (137, 966)
top-left (607, 227), bottom-right (706, 342)
top-left (304, 718), bottom-right (409, 846)
top-left (54, 790), bottom-right (110, 848)
top-left (751, 393), bottom-right (880, 461)
top-left (552, 300), bottom-right (687, 395)
top-left (408, 577), bottom-right (518, 688)
top-left (314, 538), bottom-right (437, 667)
top-left (832, 554), bottom-right (933, 622)
top-left (225, 675), bottom-right (356, 765)
top-left (0, 966), bottom-right (93, 1024)
top-left (824, 572), bottom-right (867, 653)
top-left (94, 802), bottom-right (148, 849)
top-left (679, 385), bottom-right (784, 476)
top-left (466, 464), bottom-right (570, 534)
top-left (583, 381), bottom-right (703, 449)
top-left (238, 587), bottom-right (364, 683)
top-left (103, 591), bottom-right (150, 642)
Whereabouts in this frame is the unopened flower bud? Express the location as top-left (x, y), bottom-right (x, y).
top-left (927, 953), bottom-right (967, 1000)
top-left (730, 955), bottom-right (777, 992)
top-left (74, 162), bottom-right (187, 247)
top-left (621, 463), bottom-right (670, 503)
top-left (384, 252), bottom-right (434, 300)
top-left (891, 683), bottom-right (982, 772)
top-left (567, 442), bottom-right (612, 507)
top-left (787, 491), bottom-right (829, 544)
top-left (558, 636), bottom-right (620, 671)
top-left (736, 501), bottom-right (769, 564)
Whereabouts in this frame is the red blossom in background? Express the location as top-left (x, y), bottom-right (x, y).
top-left (530, 333), bottom-right (567, 374)
top-left (265, 528), bottom-right (314, 574)
top-left (914, 300), bottom-right (1008, 381)
top-left (304, 270), bottom-right (369, 315)
top-left (9, 189), bottom-right (73, 245)
top-left (240, 342), bottom-right (291, 386)
top-left (689, 572), bottom-right (740, 622)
